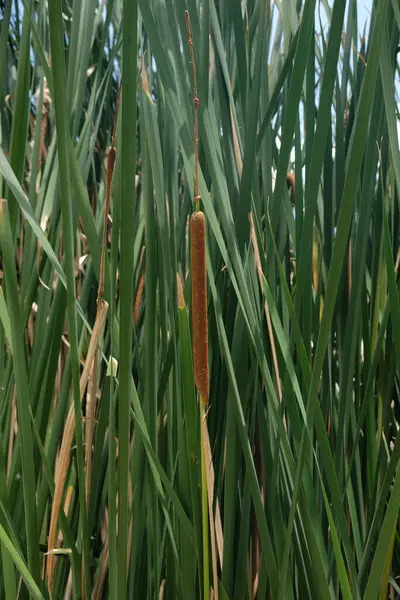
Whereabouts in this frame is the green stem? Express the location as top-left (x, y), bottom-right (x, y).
top-left (118, 0), bottom-right (138, 596)
top-left (200, 401), bottom-right (210, 600)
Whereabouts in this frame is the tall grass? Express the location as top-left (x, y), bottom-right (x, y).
top-left (0, 0), bottom-right (400, 598)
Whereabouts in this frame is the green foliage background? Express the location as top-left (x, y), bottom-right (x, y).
top-left (0, 0), bottom-right (400, 598)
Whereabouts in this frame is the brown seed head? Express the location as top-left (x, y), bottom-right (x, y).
top-left (106, 146), bottom-right (116, 193)
top-left (286, 172), bottom-right (295, 206)
top-left (190, 211), bottom-right (209, 403)
top-left (133, 270), bottom-right (145, 326)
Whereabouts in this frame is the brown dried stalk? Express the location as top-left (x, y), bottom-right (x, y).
top-left (46, 300), bottom-right (108, 591)
top-left (84, 360), bottom-right (97, 504)
top-left (176, 272), bottom-right (185, 309)
top-left (204, 418), bottom-right (223, 577)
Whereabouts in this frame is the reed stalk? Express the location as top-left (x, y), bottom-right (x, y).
top-left (187, 9), bottom-right (210, 599)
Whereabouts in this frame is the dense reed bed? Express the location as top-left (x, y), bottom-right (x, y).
top-left (0, 0), bottom-right (400, 598)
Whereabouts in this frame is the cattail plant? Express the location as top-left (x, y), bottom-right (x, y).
top-left (186, 9), bottom-right (209, 405)
top-left (186, 9), bottom-right (212, 600)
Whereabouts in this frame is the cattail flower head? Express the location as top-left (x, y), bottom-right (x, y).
top-left (190, 211), bottom-right (209, 404)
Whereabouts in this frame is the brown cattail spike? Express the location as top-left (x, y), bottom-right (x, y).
top-left (106, 146), bottom-right (116, 195)
top-left (191, 211), bottom-right (209, 404)
top-left (286, 172), bottom-right (295, 207)
top-left (133, 270), bottom-right (145, 326)
top-left (97, 145), bottom-right (116, 305)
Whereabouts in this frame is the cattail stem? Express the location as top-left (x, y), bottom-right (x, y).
top-left (98, 145), bottom-right (116, 305)
top-left (97, 80), bottom-right (121, 306)
top-left (200, 402), bottom-right (210, 600)
top-left (185, 11), bottom-right (200, 211)
top-left (187, 11), bottom-right (210, 599)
